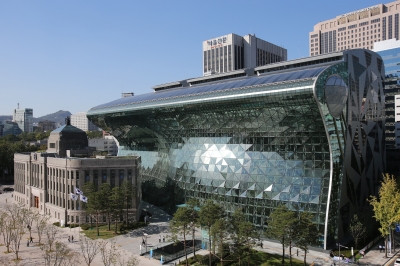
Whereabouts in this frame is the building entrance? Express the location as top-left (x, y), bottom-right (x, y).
top-left (34, 196), bottom-right (39, 208)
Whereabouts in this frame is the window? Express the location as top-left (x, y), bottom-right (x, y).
top-left (50, 143), bottom-right (55, 148)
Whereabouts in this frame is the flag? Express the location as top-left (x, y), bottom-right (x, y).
top-left (70, 193), bottom-right (78, 201)
top-left (80, 195), bottom-right (88, 203)
top-left (75, 188), bottom-right (83, 195)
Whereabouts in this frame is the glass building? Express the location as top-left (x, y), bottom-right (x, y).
top-left (87, 49), bottom-right (385, 249)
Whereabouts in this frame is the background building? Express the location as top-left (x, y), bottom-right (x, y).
top-left (374, 38), bottom-right (400, 178)
top-left (0, 120), bottom-right (22, 137)
top-left (70, 111), bottom-right (99, 132)
top-left (88, 49), bottom-right (385, 249)
top-left (89, 134), bottom-right (119, 156)
top-left (12, 106), bottom-right (33, 132)
top-left (14, 118), bottom-right (141, 224)
top-left (38, 120), bottom-right (56, 132)
top-left (202, 33), bottom-right (287, 76)
top-left (309, 0), bottom-right (400, 56)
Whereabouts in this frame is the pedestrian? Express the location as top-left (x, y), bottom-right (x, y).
top-left (30, 236), bottom-right (33, 243)
top-left (360, 250), bottom-right (364, 258)
top-left (260, 241), bottom-right (263, 248)
top-left (159, 235), bottom-right (161, 243)
top-left (163, 235), bottom-right (165, 242)
top-left (71, 235), bottom-right (74, 242)
top-left (140, 243), bottom-right (142, 254)
top-left (68, 236), bottom-right (70, 243)
top-left (297, 249), bottom-right (299, 256)
top-left (27, 240), bottom-right (29, 247)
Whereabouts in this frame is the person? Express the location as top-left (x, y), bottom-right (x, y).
top-left (159, 235), bottom-right (161, 243)
top-left (68, 236), bottom-right (71, 243)
top-left (30, 236), bottom-right (33, 243)
top-left (260, 241), bottom-right (263, 248)
top-left (27, 240), bottom-right (29, 247)
top-left (360, 250), bottom-right (364, 258)
top-left (163, 235), bottom-right (165, 242)
top-left (330, 251), bottom-right (334, 258)
top-left (71, 235), bottom-right (74, 242)
top-left (297, 249), bottom-right (299, 256)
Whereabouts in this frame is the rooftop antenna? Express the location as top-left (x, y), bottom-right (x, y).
top-left (18, 103), bottom-right (19, 109)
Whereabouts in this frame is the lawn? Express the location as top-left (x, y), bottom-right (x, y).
top-left (80, 222), bottom-right (147, 240)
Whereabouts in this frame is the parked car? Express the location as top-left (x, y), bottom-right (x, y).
top-left (3, 187), bottom-right (14, 192)
top-left (394, 257), bottom-right (400, 266)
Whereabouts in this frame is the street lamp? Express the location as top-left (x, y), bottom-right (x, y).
top-left (337, 243), bottom-right (348, 266)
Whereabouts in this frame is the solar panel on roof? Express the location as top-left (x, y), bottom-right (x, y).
top-left (91, 66), bottom-right (329, 111)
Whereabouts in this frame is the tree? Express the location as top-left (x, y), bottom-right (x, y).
top-left (110, 186), bottom-right (124, 233)
top-left (266, 205), bottom-right (297, 266)
top-left (115, 252), bottom-right (139, 266)
top-left (98, 183), bottom-right (113, 231)
top-left (99, 240), bottom-right (119, 266)
top-left (44, 224), bottom-right (59, 252)
top-left (199, 199), bottom-right (224, 266)
top-left (229, 209), bottom-right (258, 264)
top-left (170, 206), bottom-right (192, 266)
top-left (35, 213), bottom-right (50, 244)
top-left (210, 218), bottom-right (230, 266)
top-left (0, 210), bottom-right (12, 253)
top-left (186, 198), bottom-right (200, 256)
top-left (349, 214), bottom-right (366, 250)
top-left (295, 212), bottom-right (319, 266)
top-left (40, 241), bottom-right (80, 266)
top-left (79, 235), bottom-right (100, 266)
top-left (368, 174), bottom-right (400, 258)
top-left (83, 182), bottom-right (103, 236)
top-left (4, 203), bottom-right (26, 260)
top-left (86, 131), bottom-right (103, 139)
top-left (121, 180), bottom-right (135, 223)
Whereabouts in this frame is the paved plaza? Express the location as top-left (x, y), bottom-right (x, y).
top-left (0, 190), bottom-right (398, 265)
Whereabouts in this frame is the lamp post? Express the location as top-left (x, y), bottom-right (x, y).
top-left (337, 243), bottom-right (348, 266)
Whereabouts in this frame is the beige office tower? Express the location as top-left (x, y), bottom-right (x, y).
top-left (309, 0), bottom-right (400, 56)
top-left (202, 33), bottom-right (287, 76)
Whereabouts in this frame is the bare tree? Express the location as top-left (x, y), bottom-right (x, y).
top-left (99, 240), bottom-right (119, 266)
top-left (41, 241), bottom-right (81, 266)
top-left (44, 224), bottom-right (59, 251)
top-left (9, 215), bottom-right (25, 260)
top-left (115, 252), bottom-right (139, 266)
top-left (35, 213), bottom-right (50, 244)
top-left (0, 211), bottom-right (13, 253)
top-left (3, 204), bottom-right (26, 260)
top-left (22, 208), bottom-right (36, 240)
top-left (79, 234), bottom-right (100, 266)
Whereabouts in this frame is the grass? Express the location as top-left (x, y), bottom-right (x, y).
top-left (81, 222), bottom-right (147, 240)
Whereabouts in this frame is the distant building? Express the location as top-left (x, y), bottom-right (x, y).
top-left (38, 120), bottom-right (56, 132)
top-left (14, 118), bottom-right (141, 224)
top-left (309, 0), bottom-right (400, 56)
top-left (374, 38), bottom-right (400, 177)
top-left (89, 135), bottom-right (119, 156)
top-left (0, 120), bottom-right (23, 137)
top-left (202, 33), bottom-right (287, 76)
top-left (13, 107), bottom-right (33, 132)
top-left (70, 112), bottom-right (99, 132)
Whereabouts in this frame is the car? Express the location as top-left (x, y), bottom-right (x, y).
top-left (3, 187), bottom-right (14, 192)
top-left (394, 257), bottom-right (400, 266)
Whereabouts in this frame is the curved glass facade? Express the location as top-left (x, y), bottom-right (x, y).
top-left (88, 50), bottom-right (385, 249)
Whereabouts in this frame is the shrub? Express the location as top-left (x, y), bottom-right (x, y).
top-left (53, 222), bottom-right (60, 227)
top-left (80, 223), bottom-right (91, 230)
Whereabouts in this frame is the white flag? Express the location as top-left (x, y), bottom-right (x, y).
top-left (75, 188), bottom-right (83, 195)
top-left (70, 193), bottom-right (78, 201)
top-left (80, 195), bottom-right (88, 203)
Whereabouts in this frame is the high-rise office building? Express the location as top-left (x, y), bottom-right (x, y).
top-left (309, 0), bottom-right (400, 56)
top-left (70, 112), bottom-right (99, 132)
top-left (12, 107), bottom-right (33, 133)
top-left (374, 38), bottom-right (400, 177)
top-left (202, 33), bottom-right (287, 76)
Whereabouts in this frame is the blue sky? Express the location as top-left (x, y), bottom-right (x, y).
top-left (0, 0), bottom-right (382, 117)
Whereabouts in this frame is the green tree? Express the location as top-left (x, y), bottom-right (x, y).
top-left (83, 182), bottom-right (103, 236)
top-left (86, 131), bottom-right (103, 139)
top-left (110, 186), bottom-right (124, 233)
top-left (369, 174), bottom-right (400, 258)
top-left (98, 183), bottom-right (113, 231)
top-left (229, 209), bottom-right (258, 264)
top-left (266, 205), bottom-right (297, 266)
top-left (121, 180), bottom-right (135, 223)
top-left (170, 206), bottom-right (193, 266)
top-left (295, 212), bottom-right (319, 266)
top-left (199, 199), bottom-right (224, 266)
top-left (186, 198), bottom-right (200, 256)
top-left (349, 214), bottom-right (366, 250)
